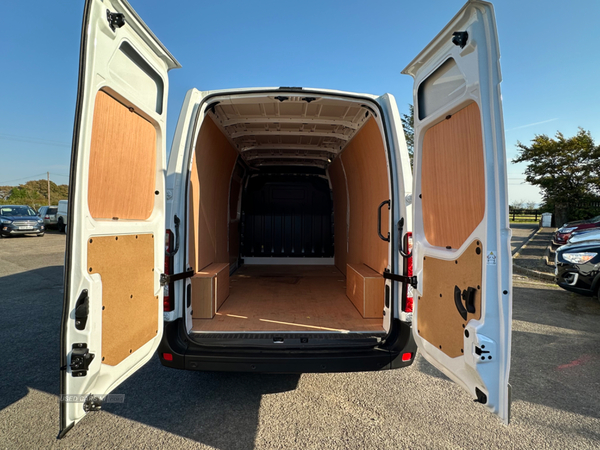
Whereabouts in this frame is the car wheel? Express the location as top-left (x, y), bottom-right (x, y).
top-left (58, 219), bottom-right (65, 233)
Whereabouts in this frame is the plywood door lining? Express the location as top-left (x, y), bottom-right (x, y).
top-left (88, 233), bottom-right (157, 366)
top-left (88, 90), bottom-right (157, 220)
top-left (421, 102), bottom-right (485, 249)
top-left (416, 239), bottom-right (483, 358)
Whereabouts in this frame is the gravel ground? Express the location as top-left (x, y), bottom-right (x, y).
top-left (1, 232), bottom-right (599, 449)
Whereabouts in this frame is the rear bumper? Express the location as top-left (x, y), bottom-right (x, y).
top-left (158, 318), bottom-right (417, 373)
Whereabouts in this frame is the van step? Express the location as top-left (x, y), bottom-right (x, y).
top-left (188, 332), bottom-right (386, 349)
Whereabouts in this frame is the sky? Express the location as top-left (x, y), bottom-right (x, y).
top-left (1, 0), bottom-right (599, 206)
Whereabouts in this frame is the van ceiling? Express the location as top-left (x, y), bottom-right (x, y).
top-left (207, 95), bottom-right (373, 169)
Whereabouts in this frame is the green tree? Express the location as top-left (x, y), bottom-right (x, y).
top-left (1, 179), bottom-right (68, 209)
top-left (401, 104), bottom-right (414, 167)
top-left (512, 128), bottom-right (600, 220)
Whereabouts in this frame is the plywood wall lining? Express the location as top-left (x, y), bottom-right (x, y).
top-left (88, 91), bottom-right (157, 220)
top-left (416, 239), bottom-right (483, 358)
top-left (88, 234), bottom-right (157, 366)
top-left (328, 158), bottom-right (348, 276)
top-left (188, 116), bottom-right (239, 272)
top-left (337, 118), bottom-right (389, 274)
top-left (228, 164), bottom-right (244, 268)
top-left (421, 102), bottom-right (485, 249)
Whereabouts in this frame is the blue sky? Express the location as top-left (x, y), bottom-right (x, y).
top-left (1, 0), bottom-right (599, 205)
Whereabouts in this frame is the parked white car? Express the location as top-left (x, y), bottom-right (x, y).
top-left (57, 200), bottom-right (68, 233)
top-left (37, 205), bottom-right (59, 228)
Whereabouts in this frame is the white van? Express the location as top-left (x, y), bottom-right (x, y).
top-left (60, 0), bottom-right (512, 437)
top-left (57, 199), bottom-right (68, 232)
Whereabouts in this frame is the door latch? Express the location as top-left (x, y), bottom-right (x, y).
top-left (160, 269), bottom-right (195, 287)
top-left (83, 394), bottom-right (103, 412)
top-left (452, 31), bottom-right (468, 48)
top-left (383, 270), bottom-right (418, 289)
top-left (106, 10), bottom-right (126, 31)
top-left (70, 344), bottom-right (95, 377)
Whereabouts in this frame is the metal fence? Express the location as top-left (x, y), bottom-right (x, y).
top-left (509, 208), bottom-right (541, 222)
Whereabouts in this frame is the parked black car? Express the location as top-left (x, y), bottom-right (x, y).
top-left (555, 240), bottom-right (600, 301)
top-left (0, 205), bottom-right (45, 237)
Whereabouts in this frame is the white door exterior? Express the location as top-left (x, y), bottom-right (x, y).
top-left (60, 0), bottom-right (179, 436)
top-left (403, 0), bottom-right (512, 423)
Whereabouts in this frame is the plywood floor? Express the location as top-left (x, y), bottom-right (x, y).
top-left (191, 265), bottom-right (384, 332)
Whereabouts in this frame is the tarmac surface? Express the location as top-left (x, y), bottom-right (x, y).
top-left (510, 223), bottom-right (538, 255)
top-left (1, 229), bottom-right (599, 449)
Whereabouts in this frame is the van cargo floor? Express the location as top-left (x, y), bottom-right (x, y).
top-left (191, 265), bottom-right (384, 332)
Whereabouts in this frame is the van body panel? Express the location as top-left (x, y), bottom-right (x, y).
top-left (62, 0), bottom-right (511, 438)
top-left (404, 0), bottom-right (512, 423)
top-left (376, 93), bottom-right (413, 327)
top-left (60, 0), bottom-right (177, 436)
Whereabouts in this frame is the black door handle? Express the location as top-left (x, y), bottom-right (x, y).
top-left (165, 215), bottom-right (180, 257)
top-left (377, 200), bottom-right (390, 242)
top-left (454, 285), bottom-right (477, 320)
top-left (398, 217), bottom-right (412, 258)
top-left (74, 290), bottom-right (89, 330)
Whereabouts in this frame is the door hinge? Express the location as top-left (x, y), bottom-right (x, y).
top-left (160, 269), bottom-right (195, 287)
top-left (383, 270), bottom-right (418, 289)
top-left (452, 31), bottom-right (469, 48)
top-left (83, 394), bottom-right (103, 412)
top-left (70, 344), bottom-right (94, 377)
top-left (106, 10), bottom-right (126, 31)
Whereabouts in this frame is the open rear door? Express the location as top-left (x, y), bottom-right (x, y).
top-left (59, 0), bottom-right (180, 437)
top-left (402, 1), bottom-right (512, 423)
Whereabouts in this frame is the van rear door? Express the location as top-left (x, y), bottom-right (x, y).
top-left (59, 0), bottom-right (180, 437)
top-left (402, 1), bottom-right (512, 423)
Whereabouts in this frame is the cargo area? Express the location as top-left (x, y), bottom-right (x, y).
top-left (185, 93), bottom-right (392, 333)
top-left (191, 265), bottom-right (383, 332)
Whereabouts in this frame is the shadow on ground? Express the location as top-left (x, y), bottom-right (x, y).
top-left (0, 266), bottom-right (300, 449)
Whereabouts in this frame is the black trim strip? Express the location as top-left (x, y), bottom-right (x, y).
top-left (59, 0), bottom-right (92, 439)
top-left (383, 270), bottom-right (418, 289)
top-left (161, 269), bottom-right (194, 286)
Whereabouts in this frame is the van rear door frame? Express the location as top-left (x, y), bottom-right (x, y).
top-left (179, 89), bottom-right (403, 337)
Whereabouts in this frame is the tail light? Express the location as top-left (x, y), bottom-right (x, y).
top-left (404, 232), bottom-right (414, 313)
top-left (164, 229), bottom-right (174, 311)
top-left (44, 215), bottom-right (50, 219)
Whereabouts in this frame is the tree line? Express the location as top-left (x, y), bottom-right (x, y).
top-left (0, 179), bottom-right (68, 209)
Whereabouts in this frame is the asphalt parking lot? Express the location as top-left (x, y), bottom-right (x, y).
top-left (1, 231), bottom-right (599, 449)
